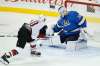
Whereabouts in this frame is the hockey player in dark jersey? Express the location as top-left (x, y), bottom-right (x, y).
top-left (37, 25), bottom-right (48, 38)
top-left (0, 16), bottom-right (46, 64)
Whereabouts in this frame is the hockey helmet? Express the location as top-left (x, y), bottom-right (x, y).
top-left (58, 6), bottom-right (67, 17)
top-left (30, 19), bottom-right (39, 26)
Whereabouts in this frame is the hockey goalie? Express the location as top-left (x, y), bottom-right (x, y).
top-left (50, 6), bottom-right (88, 50)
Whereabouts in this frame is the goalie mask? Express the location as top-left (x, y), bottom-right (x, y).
top-left (58, 6), bottom-right (67, 17)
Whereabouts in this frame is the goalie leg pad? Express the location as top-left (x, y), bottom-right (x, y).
top-left (66, 39), bottom-right (87, 51)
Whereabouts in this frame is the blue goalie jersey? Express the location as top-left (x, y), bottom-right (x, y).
top-left (53, 11), bottom-right (87, 36)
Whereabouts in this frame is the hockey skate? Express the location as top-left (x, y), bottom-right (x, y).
top-left (31, 50), bottom-right (41, 56)
top-left (0, 54), bottom-right (9, 65)
top-left (30, 45), bottom-right (41, 56)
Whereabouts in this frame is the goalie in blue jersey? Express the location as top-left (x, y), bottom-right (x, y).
top-left (53, 6), bottom-right (87, 44)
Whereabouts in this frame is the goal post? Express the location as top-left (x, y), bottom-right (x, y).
top-left (64, 0), bottom-right (100, 13)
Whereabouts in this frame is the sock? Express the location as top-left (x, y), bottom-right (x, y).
top-left (5, 49), bottom-right (19, 58)
top-left (30, 44), bottom-right (36, 51)
top-left (5, 47), bottom-right (23, 58)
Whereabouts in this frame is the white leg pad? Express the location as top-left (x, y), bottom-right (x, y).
top-left (66, 39), bottom-right (87, 51)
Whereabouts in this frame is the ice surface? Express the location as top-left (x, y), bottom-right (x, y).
top-left (0, 37), bottom-right (100, 66)
top-left (0, 12), bottom-right (100, 66)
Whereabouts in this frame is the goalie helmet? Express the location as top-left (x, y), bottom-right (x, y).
top-left (58, 6), bottom-right (67, 17)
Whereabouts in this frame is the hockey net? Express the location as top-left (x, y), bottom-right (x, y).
top-left (64, 0), bottom-right (100, 13)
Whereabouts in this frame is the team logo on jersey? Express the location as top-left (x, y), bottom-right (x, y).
top-left (64, 20), bottom-right (70, 26)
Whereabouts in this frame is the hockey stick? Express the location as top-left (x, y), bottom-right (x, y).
top-left (0, 35), bottom-right (17, 37)
top-left (39, 43), bottom-right (66, 49)
top-left (38, 35), bottom-right (66, 49)
top-left (0, 34), bottom-right (17, 37)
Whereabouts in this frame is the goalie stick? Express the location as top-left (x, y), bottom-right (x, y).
top-left (39, 43), bottom-right (66, 49)
top-left (39, 35), bottom-right (66, 49)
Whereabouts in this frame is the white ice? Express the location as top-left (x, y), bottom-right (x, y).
top-left (0, 12), bottom-right (100, 66)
